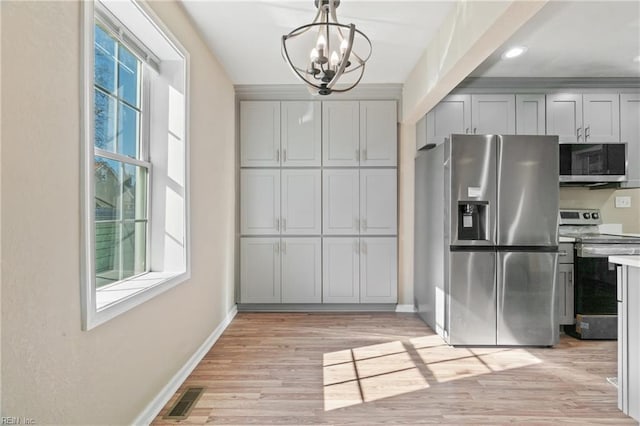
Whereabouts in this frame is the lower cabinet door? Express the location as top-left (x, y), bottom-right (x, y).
top-left (323, 237), bottom-right (360, 303)
top-left (240, 238), bottom-right (281, 303)
top-left (360, 237), bottom-right (397, 303)
top-left (557, 263), bottom-right (575, 325)
top-left (281, 238), bottom-right (322, 303)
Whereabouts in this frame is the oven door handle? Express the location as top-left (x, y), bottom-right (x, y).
top-left (577, 245), bottom-right (640, 257)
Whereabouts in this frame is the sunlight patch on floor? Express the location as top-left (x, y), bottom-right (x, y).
top-left (324, 335), bottom-right (543, 411)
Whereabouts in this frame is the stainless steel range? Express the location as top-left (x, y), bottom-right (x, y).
top-left (559, 208), bottom-right (640, 339)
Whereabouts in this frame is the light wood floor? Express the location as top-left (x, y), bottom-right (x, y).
top-left (152, 313), bottom-right (635, 425)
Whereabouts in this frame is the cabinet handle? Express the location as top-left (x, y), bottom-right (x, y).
top-left (274, 242), bottom-right (279, 253)
top-left (283, 218), bottom-right (287, 232)
top-left (465, 128), bottom-right (469, 134)
top-left (558, 250), bottom-right (568, 256)
top-left (282, 240), bottom-right (287, 254)
top-left (473, 127), bottom-right (477, 134)
top-left (585, 126), bottom-right (590, 140)
top-left (283, 149), bottom-right (287, 163)
top-left (576, 127), bottom-right (582, 141)
top-left (355, 148), bottom-right (360, 161)
top-left (276, 148), bottom-right (280, 162)
top-left (568, 272), bottom-right (572, 287)
top-left (276, 217), bottom-right (280, 231)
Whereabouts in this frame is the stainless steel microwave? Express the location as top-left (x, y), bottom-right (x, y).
top-left (559, 143), bottom-right (627, 182)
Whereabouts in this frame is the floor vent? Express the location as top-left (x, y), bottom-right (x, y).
top-left (164, 386), bottom-right (205, 420)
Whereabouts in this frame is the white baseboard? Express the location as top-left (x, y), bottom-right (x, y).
top-left (395, 304), bottom-right (416, 313)
top-left (133, 304), bottom-right (238, 425)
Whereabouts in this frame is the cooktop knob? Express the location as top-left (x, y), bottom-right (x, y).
top-left (592, 212), bottom-right (600, 220)
top-left (583, 212), bottom-right (591, 219)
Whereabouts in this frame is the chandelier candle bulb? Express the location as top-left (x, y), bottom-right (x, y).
top-left (340, 38), bottom-right (348, 55)
top-left (330, 51), bottom-right (340, 70)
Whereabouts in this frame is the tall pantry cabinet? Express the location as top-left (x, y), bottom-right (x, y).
top-left (239, 100), bottom-right (398, 306)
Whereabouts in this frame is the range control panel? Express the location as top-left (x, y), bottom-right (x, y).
top-left (558, 208), bottom-right (602, 226)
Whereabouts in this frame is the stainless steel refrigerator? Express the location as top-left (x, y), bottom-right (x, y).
top-left (415, 134), bottom-right (559, 346)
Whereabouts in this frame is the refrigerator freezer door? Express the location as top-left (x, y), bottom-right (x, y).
top-left (448, 135), bottom-right (497, 246)
top-left (497, 251), bottom-right (559, 346)
top-left (448, 250), bottom-right (497, 345)
top-left (497, 135), bottom-right (559, 246)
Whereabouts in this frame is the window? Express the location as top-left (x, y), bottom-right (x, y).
top-left (94, 23), bottom-right (149, 288)
top-left (82, 0), bottom-right (189, 330)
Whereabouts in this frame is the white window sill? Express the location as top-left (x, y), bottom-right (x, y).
top-left (87, 270), bottom-right (189, 330)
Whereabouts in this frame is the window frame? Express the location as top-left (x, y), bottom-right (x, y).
top-left (81, 0), bottom-right (191, 331)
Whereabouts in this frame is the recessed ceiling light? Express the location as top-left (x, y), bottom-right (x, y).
top-left (502, 46), bottom-right (527, 59)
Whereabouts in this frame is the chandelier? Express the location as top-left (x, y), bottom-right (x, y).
top-left (281, 0), bottom-right (372, 95)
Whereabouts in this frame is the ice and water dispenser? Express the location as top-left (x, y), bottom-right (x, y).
top-left (457, 201), bottom-right (488, 241)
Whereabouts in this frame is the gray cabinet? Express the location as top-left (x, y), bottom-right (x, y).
top-left (615, 263), bottom-right (640, 422)
top-left (240, 237), bottom-right (281, 303)
top-left (416, 113), bottom-right (428, 151)
top-left (281, 101), bottom-right (322, 167)
top-left (240, 101), bottom-right (281, 167)
top-left (426, 94), bottom-right (471, 145)
top-left (281, 170), bottom-right (321, 235)
top-left (323, 169), bottom-right (397, 236)
top-left (557, 242), bottom-right (575, 326)
top-left (360, 101), bottom-right (397, 166)
top-left (547, 93), bottom-right (620, 142)
top-left (322, 169), bottom-right (360, 235)
top-left (241, 101), bottom-right (321, 167)
top-left (621, 93), bottom-right (640, 188)
top-left (516, 94), bottom-right (545, 135)
top-left (360, 169), bottom-right (397, 235)
top-left (323, 101), bottom-right (360, 166)
top-left (360, 237), bottom-right (398, 303)
top-left (323, 237), bottom-right (360, 303)
top-left (241, 237), bottom-right (321, 303)
top-left (281, 237), bottom-right (322, 303)
top-left (240, 169), bottom-right (280, 235)
top-left (242, 169), bottom-right (320, 236)
top-left (322, 237), bottom-right (397, 304)
top-left (582, 94), bottom-right (620, 142)
top-left (240, 99), bottom-right (398, 307)
top-left (471, 94), bottom-right (516, 135)
top-left (323, 101), bottom-right (397, 166)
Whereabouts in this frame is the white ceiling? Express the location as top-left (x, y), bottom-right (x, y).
top-left (180, 1), bottom-right (454, 84)
top-left (180, 1), bottom-right (640, 86)
top-left (471, 1), bottom-right (640, 78)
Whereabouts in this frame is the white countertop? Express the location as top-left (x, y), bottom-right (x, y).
top-left (609, 255), bottom-right (640, 268)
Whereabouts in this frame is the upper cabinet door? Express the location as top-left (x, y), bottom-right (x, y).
top-left (281, 170), bottom-right (321, 235)
top-left (360, 169), bottom-right (397, 235)
top-left (471, 94), bottom-right (516, 135)
top-left (360, 101), bottom-right (397, 166)
top-left (621, 93), bottom-right (640, 187)
top-left (240, 101), bottom-right (281, 167)
top-left (516, 94), bottom-right (546, 135)
top-left (323, 101), bottom-right (360, 166)
top-left (426, 94), bottom-right (471, 145)
top-left (241, 169), bottom-right (280, 235)
top-left (323, 169), bottom-right (359, 235)
top-left (281, 237), bottom-right (322, 303)
top-left (583, 94), bottom-right (620, 142)
top-left (546, 93), bottom-right (583, 142)
top-left (281, 101), bottom-right (321, 167)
